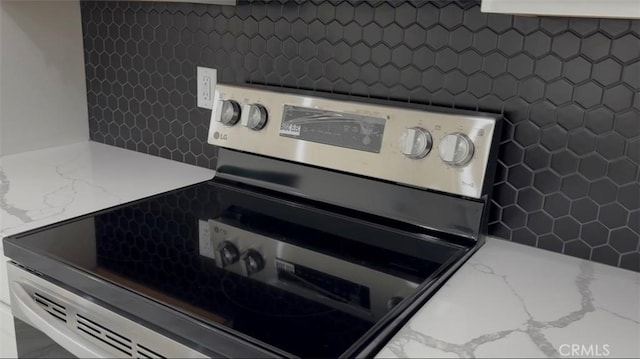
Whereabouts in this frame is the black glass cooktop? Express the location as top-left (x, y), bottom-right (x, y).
top-left (6, 180), bottom-right (467, 357)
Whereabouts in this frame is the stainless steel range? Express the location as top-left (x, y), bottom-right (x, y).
top-left (4, 84), bottom-right (501, 358)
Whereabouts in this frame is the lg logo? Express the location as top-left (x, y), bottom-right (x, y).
top-left (559, 344), bottom-right (610, 357)
top-left (213, 131), bottom-right (227, 140)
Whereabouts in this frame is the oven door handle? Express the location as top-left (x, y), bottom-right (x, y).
top-left (11, 281), bottom-right (116, 358)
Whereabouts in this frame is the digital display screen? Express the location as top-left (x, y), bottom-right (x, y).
top-left (279, 105), bottom-right (386, 153)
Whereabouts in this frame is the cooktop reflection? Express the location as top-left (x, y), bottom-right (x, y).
top-left (15, 180), bottom-right (466, 357)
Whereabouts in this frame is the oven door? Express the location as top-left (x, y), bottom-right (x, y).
top-left (8, 263), bottom-right (208, 358)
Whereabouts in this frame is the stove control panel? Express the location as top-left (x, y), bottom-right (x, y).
top-left (208, 84), bottom-right (500, 198)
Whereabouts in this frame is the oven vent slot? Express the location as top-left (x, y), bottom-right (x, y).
top-left (137, 344), bottom-right (166, 359)
top-left (76, 313), bottom-right (133, 356)
top-left (75, 313), bottom-right (166, 358)
top-left (34, 292), bottom-right (67, 323)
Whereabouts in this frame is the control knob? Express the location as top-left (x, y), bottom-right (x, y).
top-left (219, 100), bottom-right (241, 126)
top-left (243, 249), bottom-right (265, 276)
top-left (217, 241), bottom-right (239, 267)
top-left (439, 133), bottom-right (475, 167)
top-left (399, 127), bottom-right (432, 159)
top-left (245, 104), bottom-right (268, 131)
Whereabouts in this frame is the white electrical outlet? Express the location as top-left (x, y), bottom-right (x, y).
top-left (197, 66), bottom-right (217, 109)
top-left (198, 219), bottom-right (215, 259)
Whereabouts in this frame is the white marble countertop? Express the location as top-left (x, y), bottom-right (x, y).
top-left (0, 141), bottom-right (214, 238)
top-left (378, 238), bottom-right (640, 358)
top-left (0, 141), bottom-right (215, 305)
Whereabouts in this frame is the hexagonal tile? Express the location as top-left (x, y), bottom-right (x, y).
top-left (536, 55), bottom-right (563, 81)
top-left (610, 228), bottom-right (638, 254)
top-left (589, 178), bottom-right (618, 205)
top-left (591, 246), bottom-right (621, 266)
top-left (608, 158), bottom-right (638, 185)
top-left (435, 48), bottom-right (458, 72)
top-left (513, 16), bottom-right (540, 35)
top-left (561, 174), bottom-right (590, 199)
top-left (516, 187), bottom-right (543, 213)
top-left (403, 24), bottom-right (426, 49)
top-left (592, 59), bottom-right (623, 87)
top-left (564, 239), bottom-right (592, 259)
top-left (567, 130), bottom-right (596, 155)
top-left (556, 104), bottom-right (585, 131)
top-left (573, 82), bottom-right (603, 108)
top-left (600, 19), bottom-right (631, 37)
top-left (524, 146), bottom-right (550, 170)
top-left (571, 197), bottom-right (599, 222)
top-left (613, 110), bottom-right (640, 139)
top-left (524, 31), bottom-right (551, 58)
top-left (458, 50), bottom-right (482, 75)
top-left (399, 67), bottom-right (421, 89)
top-left (473, 28), bottom-right (498, 54)
top-left (550, 150), bottom-right (579, 175)
top-left (545, 79), bottom-right (573, 105)
top-left (599, 203), bottom-right (629, 229)
top-left (581, 222), bottom-right (609, 247)
top-left (373, 3), bottom-right (394, 27)
top-left (533, 170), bottom-right (561, 194)
top-left (508, 165), bottom-right (534, 189)
top-left (527, 208), bottom-right (553, 233)
top-left (497, 30), bottom-right (524, 56)
top-left (439, 3), bottom-right (463, 29)
top-left (449, 27), bottom-right (473, 52)
top-left (550, 31), bottom-right (580, 59)
top-left (519, 77), bottom-right (545, 103)
top-left (584, 107), bottom-right (614, 135)
top-left (596, 132), bottom-right (626, 160)
top-left (603, 84), bottom-right (634, 112)
top-left (426, 25), bottom-right (448, 49)
top-left (562, 56), bottom-right (592, 84)
top-left (512, 227), bottom-right (537, 246)
top-left (443, 70), bottom-right (467, 95)
top-left (554, 216), bottom-right (580, 240)
top-left (502, 205), bottom-right (527, 229)
top-left (629, 209), bottom-right (640, 234)
top-left (616, 182), bottom-right (640, 212)
top-left (416, 3), bottom-right (440, 29)
top-left (620, 253), bottom-right (640, 271)
top-left (578, 154), bottom-right (608, 180)
top-left (482, 52), bottom-right (508, 77)
top-left (581, 33), bottom-right (611, 61)
top-left (621, 60), bottom-right (639, 89)
top-left (494, 182), bottom-right (518, 207)
top-left (391, 45), bottom-right (413, 68)
top-left (498, 141), bottom-right (524, 167)
top-left (492, 74), bottom-right (518, 100)
top-left (421, 68), bottom-right (444, 92)
top-left (544, 192), bottom-right (571, 217)
top-left (362, 23), bottom-right (383, 46)
top-left (538, 233), bottom-right (563, 251)
top-left (627, 138), bottom-right (640, 165)
top-left (507, 53), bottom-right (535, 80)
top-left (611, 33), bottom-right (640, 63)
top-left (468, 73), bottom-right (492, 98)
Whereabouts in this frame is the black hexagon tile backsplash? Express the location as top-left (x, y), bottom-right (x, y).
top-left (81, 0), bottom-right (640, 271)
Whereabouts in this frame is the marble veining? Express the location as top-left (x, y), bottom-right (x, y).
top-left (377, 238), bottom-right (640, 358)
top-left (0, 141), bottom-right (215, 238)
top-left (0, 169), bottom-right (32, 224)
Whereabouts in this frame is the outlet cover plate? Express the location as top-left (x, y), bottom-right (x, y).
top-left (197, 66), bottom-right (217, 109)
